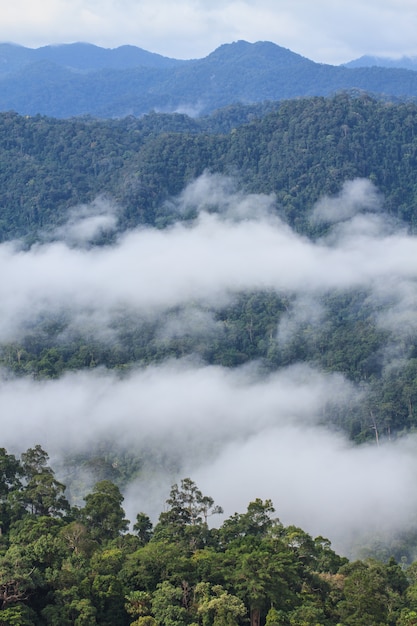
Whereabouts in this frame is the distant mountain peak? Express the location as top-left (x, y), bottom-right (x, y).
top-left (0, 41), bottom-right (184, 73)
top-left (206, 39), bottom-right (313, 67)
top-left (344, 55), bottom-right (417, 71)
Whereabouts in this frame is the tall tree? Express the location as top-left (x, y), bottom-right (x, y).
top-left (153, 478), bottom-right (222, 548)
top-left (20, 446), bottom-right (70, 517)
top-left (81, 480), bottom-right (129, 542)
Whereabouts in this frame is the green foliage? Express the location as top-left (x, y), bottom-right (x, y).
top-left (0, 604), bottom-right (39, 625)
top-left (337, 559), bottom-right (400, 625)
top-left (265, 606), bottom-right (285, 625)
top-left (133, 514), bottom-right (153, 545)
top-left (219, 498), bottom-right (278, 545)
top-left (0, 452), bottom-right (414, 626)
top-left (19, 446), bottom-right (70, 518)
top-left (131, 617), bottom-right (158, 626)
top-left (2, 95), bottom-right (417, 242)
top-left (151, 581), bottom-right (189, 626)
top-left (81, 480), bottom-right (129, 542)
top-left (196, 583), bottom-right (246, 626)
top-left (153, 478), bottom-right (222, 549)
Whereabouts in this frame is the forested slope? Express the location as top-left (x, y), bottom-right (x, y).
top-left (2, 93), bottom-right (417, 240)
top-left (2, 94), bottom-right (417, 445)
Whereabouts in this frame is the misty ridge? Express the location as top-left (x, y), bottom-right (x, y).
top-left (3, 171), bottom-right (417, 556)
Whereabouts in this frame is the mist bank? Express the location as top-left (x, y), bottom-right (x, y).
top-left (3, 173), bottom-right (417, 555)
top-left (0, 175), bottom-right (415, 344)
top-left (1, 358), bottom-right (416, 556)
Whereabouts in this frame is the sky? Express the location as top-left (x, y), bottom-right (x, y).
top-left (1, 0), bottom-right (417, 64)
top-left (3, 174), bottom-right (417, 555)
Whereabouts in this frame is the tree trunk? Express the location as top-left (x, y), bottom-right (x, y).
top-left (250, 607), bottom-right (261, 626)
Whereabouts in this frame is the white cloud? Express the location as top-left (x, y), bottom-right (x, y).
top-left (0, 361), bottom-right (353, 454)
top-left (1, 357), bottom-right (415, 556)
top-left (193, 425), bottom-right (417, 556)
top-left (52, 196), bottom-right (118, 245)
top-left (0, 174), bottom-right (416, 346)
top-left (311, 178), bottom-right (382, 224)
top-left (0, 358), bottom-right (374, 554)
top-left (3, 174), bottom-right (417, 554)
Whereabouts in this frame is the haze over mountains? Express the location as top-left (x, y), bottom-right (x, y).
top-left (2, 40), bottom-right (417, 118)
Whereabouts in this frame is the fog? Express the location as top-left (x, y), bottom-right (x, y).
top-left (0, 176), bottom-right (416, 343)
top-left (2, 173), bottom-right (417, 555)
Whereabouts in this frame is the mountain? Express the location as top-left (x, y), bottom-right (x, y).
top-left (2, 40), bottom-right (417, 118)
top-left (0, 41), bottom-right (185, 74)
top-left (344, 55), bottom-right (417, 71)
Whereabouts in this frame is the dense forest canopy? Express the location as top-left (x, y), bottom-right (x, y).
top-left (0, 444), bottom-right (416, 626)
top-left (2, 93), bottom-right (417, 242)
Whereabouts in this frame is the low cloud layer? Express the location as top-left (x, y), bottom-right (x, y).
top-left (1, 358), bottom-right (416, 556)
top-left (3, 173), bottom-right (417, 555)
top-left (311, 177), bottom-right (382, 224)
top-left (194, 425), bottom-right (417, 556)
top-left (0, 357), bottom-right (401, 553)
top-left (0, 175), bottom-right (416, 344)
top-left (52, 196), bottom-right (119, 246)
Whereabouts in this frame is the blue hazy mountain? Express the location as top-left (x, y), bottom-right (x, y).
top-left (344, 55), bottom-right (417, 71)
top-left (1, 40), bottom-right (417, 118)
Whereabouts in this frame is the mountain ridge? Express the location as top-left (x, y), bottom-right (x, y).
top-left (1, 40), bottom-right (417, 118)
top-left (0, 41), bottom-right (186, 74)
top-left (344, 54), bottom-right (417, 71)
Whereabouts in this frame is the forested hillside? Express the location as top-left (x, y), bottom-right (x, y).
top-left (2, 93), bottom-right (417, 241)
top-left (4, 93), bottom-right (417, 615)
top-left (3, 94), bottom-right (417, 445)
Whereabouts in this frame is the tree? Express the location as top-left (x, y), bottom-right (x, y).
top-left (0, 448), bottom-right (23, 534)
top-left (196, 583), bottom-right (246, 626)
top-left (125, 590), bottom-right (153, 620)
top-left (133, 513), bottom-right (153, 545)
top-left (121, 540), bottom-right (196, 593)
top-left (153, 478), bottom-right (222, 548)
top-left (219, 499), bottom-right (278, 545)
top-left (337, 560), bottom-right (390, 625)
top-left (151, 581), bottom-right (189, 626)
top-left (225, 537), bottom-right (299, 626)
top-left (0, 603), bottom-right (38, 625)
top-left (164, 478), bottom-right (223, 526)
top-left (81, 480), bottom-right (129, 543)
top-left (265, 606), bottom-right (285, 625)
top-left (20, 445), bottom-right (70, 517)
top-left (59, 521), bottom-right (96, 557)
top-left (0, 543), bottom-right (42, 610)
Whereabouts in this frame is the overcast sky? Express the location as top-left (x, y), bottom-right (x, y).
top-left (1, 0), bottom-right (417, 64)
